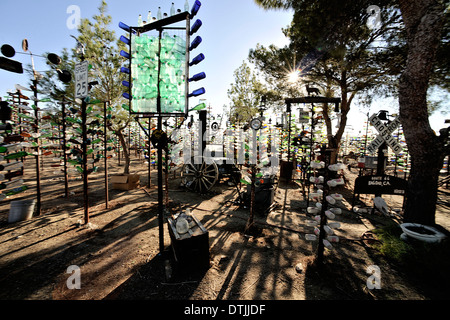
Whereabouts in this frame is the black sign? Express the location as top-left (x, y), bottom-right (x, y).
top-left (354, 175), bottom-right (407, 195)
top-left (0, 56), bottom-right (23, 74)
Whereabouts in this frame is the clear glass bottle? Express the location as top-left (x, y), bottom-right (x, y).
top-left (147, 11), bottom-right (152, 24)
top-left (157, 7), bottom-right (162, 20)
top-left (0, 161), bottom-right (23, 171)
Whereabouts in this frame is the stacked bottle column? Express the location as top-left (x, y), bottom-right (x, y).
top-left (131, 31), bottom-right (186, 114)
top-left (0, 118), bottom-right (29, 200)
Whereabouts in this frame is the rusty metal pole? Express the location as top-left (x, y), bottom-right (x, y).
top-left (61, 97), bottom-right (69, 197)
top-left (32, 79), bottom-right (41, 216)
top-left (81, 98), bottom-right (89, 224)
top-left (148, 126), bottom-right (152, 188)
top-left (157, 28), bottom-right (164, 255)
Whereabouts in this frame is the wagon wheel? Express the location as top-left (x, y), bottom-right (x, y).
top-left (181, 160), bottom-right (219, 194)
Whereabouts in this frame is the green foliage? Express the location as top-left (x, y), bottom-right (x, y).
top-left (253, 0), bottom-right (293, 10)
top-left (76, 0), bottom-right (127, 105)
top-left (248, 44), bottom-right (304, 107)
top-left (38, 0), bottom-right (133, 174)
top-left (372, 223), bottom-right (412, 262)
top-left (373, 223), bottom-right (450, 268)
top-left (429, 2), bottom-right (450, 92)
top-left (372, 223), bottom-right (450, 295)
top-left (227, 60), bottom-right (266, 123)
top-left (252, 0), bottom-right (449, 106)
top-left (39, 48), bottom-right (75, 104)
top-left (249, 0), bottom-right (407, 161)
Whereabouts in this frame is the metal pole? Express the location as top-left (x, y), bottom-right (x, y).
top-left (157, 28), bottom-right (164, 254)
top-left (17, 92), bottom-right (25, 163)
top-left (32, 79), bottom-right (41, 216)
top-left (287, 103), bottom-right (292, 182)
top-left (148, 126), bottom-right (152, 187)
top-left (157, 116), bottom-right (164, 254)
top-left (246, 165), bottom-right (256, 234)
top-left (81, 99), bottom-right (89, 224)
top-left (287, 103), bottom-right (292, 163)
top-left (62, 98), bottom-right (69, 197)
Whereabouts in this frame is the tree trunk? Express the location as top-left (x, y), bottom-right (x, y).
top-left (321, 79), bottom-right (354, 164)
top-left (398, 0), bottom-right (446, 225)
top-left (116, 129), bottom-right (130, 175)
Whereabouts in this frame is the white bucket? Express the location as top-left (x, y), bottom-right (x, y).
top-left (8, 199), bottom-right (36, 223)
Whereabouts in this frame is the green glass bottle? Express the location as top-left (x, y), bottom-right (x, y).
top-left (67, 159), bottom-right (79, 165)
top-left (18, 113), bottom-right (34, 120)
top-left (0, 151), bottom-right (29, 161)
top-left (5, 185), bottom-right (28, 196)
top-left (0, 143), bottom-right (21, 153)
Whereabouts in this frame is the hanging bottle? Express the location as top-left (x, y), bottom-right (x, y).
top-left (3, 135), bottom-right (24, 143)
top-left (0, 161), bottom-right (23, 172)
top-left (0, 170), bottom-right (23, 181)
top-left (0, 151), bottom-right (29, 161)
top-left (184, 0), bottom-right (190, 11)
top-left (0, 178), bottom-right (24, 190)
top-left (323, 239), bottom-right (333, 250)
top-left (157, 7), bottom-right (162, 20)
top-left (20, 131), bottom-right (32, 138)
top-left (0, 123), bottom-right (13, 131)
top-left (0, 143), bottom-right (22, 153)
top-left (170, 2), bottom-right (176, 16)
top-left (147, 11), bottom-right (152, 24)
top-left (138, 14), bottom-right (143, 26)
top-left (240, 174), bottom-right (251, 185)
top-left (4, 185), bottom-right (28, 196)
top-left (305, 234), bottom-right (317, 241)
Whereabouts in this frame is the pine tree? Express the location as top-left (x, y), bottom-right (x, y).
top-left (227, 60), bottom-right (266, 124)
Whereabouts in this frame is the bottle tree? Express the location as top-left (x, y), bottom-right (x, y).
top-left (76, 1), bottom-right (134, 174)
top-left (253, 0), bottom-right (450, 225)
top-left (38, 1), bottom-right (133, 175)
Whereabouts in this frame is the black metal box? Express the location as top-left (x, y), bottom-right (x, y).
top-left (167, 214), bottom-right (210, 271)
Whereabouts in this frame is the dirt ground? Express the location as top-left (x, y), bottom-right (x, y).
top-left (0, 153), bottom-right (449, 301)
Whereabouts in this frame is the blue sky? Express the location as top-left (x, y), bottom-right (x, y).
top-left (0, 0), bottom-right (291, 110)
top-left (0, 0), bottom-right (447, 134)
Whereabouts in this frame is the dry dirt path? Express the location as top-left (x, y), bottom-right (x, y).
top-left (0, 155), bottom-right (448, 300)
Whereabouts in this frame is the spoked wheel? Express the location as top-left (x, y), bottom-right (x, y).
top-left (181, 160), bottom-right (219, 194)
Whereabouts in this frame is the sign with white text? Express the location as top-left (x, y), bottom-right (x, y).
top-left (367, 114), bottom-right (402, 155)
top-left (74, 60), bottom-right (89, 98)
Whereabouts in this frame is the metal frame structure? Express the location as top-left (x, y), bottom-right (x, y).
top-left (120, 7), bottom-right (203, 254)
top-left (123, 11), bottom-right (191, 118)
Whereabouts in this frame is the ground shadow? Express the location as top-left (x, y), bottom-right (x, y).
top-left (0, 202), bottom-right (158, 300)
top-left (104, 247), bottom-right (208, 300)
